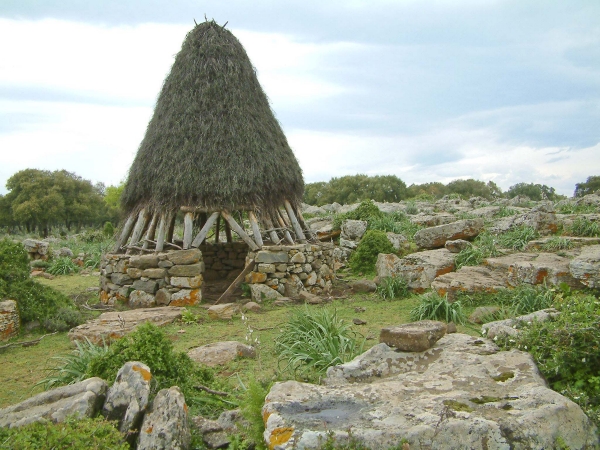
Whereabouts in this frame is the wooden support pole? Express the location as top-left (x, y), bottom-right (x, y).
top-left (214, 215), bottom-right (221, 243)
top-left (221, 211), bottom-right (259, 251)
top-left (225, 219), bottom-right (233, 243)
top-left (296, 208), bottom-right (315, 240)
top-left (126, 209), bottom-right (149, 254)
top-left (191, 212), bottom-right (219, 247)
top-left (142, 212), bottom-right (159, 250)
top-left (284, 200), bottom-right (306, 242)
top-left (276, 211), bottom-right (294, 244)
top-left (155, 213), bottom-right (168, 252)
top-left (248, 211), bottom-right (264, 247)
top-left (214, 259), bottom-right (255, 305)
top-left (113, 213), bottom-right (136, 253)
top-left (166, 212), bottom-right (176, 243)
top-left (263, 217), bottom-right (281, 245)
top-left (183, 212), bottom-right (194, 249)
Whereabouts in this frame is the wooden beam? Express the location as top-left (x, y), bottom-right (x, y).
top-left (225, 218), bottom-right (233, 243)
top-left (183, 212), bottom-right (194, 249)
top-left (191, 211), bottom-right (219, 247)
top-left (296, 209), bottom-right (316, 240)
top-left (275, 211), bottom-right (294, 244)
top-left (214, 259), bottom-right (255, 305)
top-left (126, 209), bottom-right (149, 254)
top-left (263, 217), bottom-right (281, 245)
top-left (155, 213), bottom-right (168, 252)
top-left (113, 213), bottom-right (136, 253)
top-left (248, 211), bottom-right (264, 247)
top-left (284, 200), bottom-right (306, 242)
top-left (142, 212), bottom-right (159, 250)
top-left (214, 215), bottom-right (221, 243)
top-left (221, 211), bottom-right (259, 251)
top-left (166, 212), bottom-right (176, 243)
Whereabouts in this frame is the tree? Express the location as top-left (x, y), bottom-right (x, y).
top-left (446, 179), bottom-right (495, 200)
top-left (574, 176), bottom-right (600, 197)
top-left (406, 182), bottom-right (449, 200)
top-left (303, 175), bottom-right (407, 205)
top-left (506, 182), bottom-right (558, 201)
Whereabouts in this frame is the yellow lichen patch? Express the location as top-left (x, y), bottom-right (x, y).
top-left (132, 364), bottom-right (152, 382)
top-left (269, 427), bottom-right (294, 450)
top-left (145, 426), bottom-right (153, 434)
top-left (262, 410), bottom-right (271, 424)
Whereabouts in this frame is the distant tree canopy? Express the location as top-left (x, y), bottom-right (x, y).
top-left (574, 176), bottom-right (600, 197)
top-left (506, 182), bottom-right (559, 201)
top-left (0, 169), bottom-right (123, 236)
top-left (304, 175), bottom-right (407, 206)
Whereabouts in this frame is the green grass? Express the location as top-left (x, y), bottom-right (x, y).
top-left (376, 276), bottom-right (410, 300)
top-left (409, 292), bottom-right (466, 325)
top-left (542, 236), bottom-right (575, 251)
top-left (568, 217), bottom-right (600, 237)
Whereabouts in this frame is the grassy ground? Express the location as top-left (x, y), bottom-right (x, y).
top-left (0, 273), bottom-right (480, 409)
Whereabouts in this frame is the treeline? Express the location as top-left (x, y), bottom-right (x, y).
top-left (304, 174), bottom-right (600, 206)
top-left (0, 169), bottom-right (124, 236)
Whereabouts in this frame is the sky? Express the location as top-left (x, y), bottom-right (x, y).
top-left (1, 0), bottom-right (599, 197)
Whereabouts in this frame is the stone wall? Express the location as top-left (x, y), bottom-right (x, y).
top-left (100, 249), bottom-right (205, 308)
top-left (245, 243), bottom-right (336, 297)
top-left (199, 242), bottom-right (248, 281)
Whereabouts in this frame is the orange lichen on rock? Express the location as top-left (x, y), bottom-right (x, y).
top-left (132, 365), bottom-right (152, 382)
top-left (269, 427), bottom-right (294, 450)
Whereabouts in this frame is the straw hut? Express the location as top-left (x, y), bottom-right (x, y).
top-left (114, 20), bottom-right (313, 255)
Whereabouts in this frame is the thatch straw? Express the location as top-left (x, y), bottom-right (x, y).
top-left (121, 20), bottom-right (304, 215)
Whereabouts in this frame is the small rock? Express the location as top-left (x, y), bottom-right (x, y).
top-left (444, 239), bottom-right (472, 253)
top-left (446, 322), bottom-right (457, 333)
top-left (207, 303), bottom-right (241, 320)
top-left (350, 279), bottom-right (377, 293)
top-left (188, 341), bottom-right (256, 366)
top-left (249, 283), bottom-right (282, 302)
top-left (353, 318), bottom-right (367, 325)
top-left (341, 219), bottom-right (368, 240)
top-left (242, 302), bottom-right (261, 312)
top-left (299, 291), bottom-right (323, 304)
top-left (380, 320), bottom-right (447, 352)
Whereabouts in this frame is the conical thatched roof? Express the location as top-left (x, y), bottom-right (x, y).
top-left (121, 20), bottom-right (304, 214)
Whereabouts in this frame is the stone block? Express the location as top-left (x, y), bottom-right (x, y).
top-left (111, 273), bottom-right (132, 285)
top-left (129, 290), bottom-right (156, 308)
top-left (170, 275), bottom-right (203, 289)
top-left (380, 320), bottom-right (446, 352)
top-left (127, 268), bottom-right (143, 279)
top-left (250, 283), bottom-right (283, 302)
top-left (255, 251), bottom-right (289, 263)
top-left (207, 303), bottom-right (241, 320)
top-left (166, 248), bottom-right (202, 265)
top-left (132, 279), bottom-right (158, 294)
top-left (141, 268), bottom-right (167, 279)
top-left (168, 262), bottom-right (204, 277)
top-left (128, 254), bottom-right (158, 269)
top-left (155, 288), bottom-right (172, 306)
top-left (290, 252), bottom-right (306, 263)
top-left (258, 263), bottom-right (276, 274)
top-left (170, 289), bottom-right (201, 306)
top-left (0, 300), bottom-right (19, 340)
top-left (245, 271), bottom-right (267, 284)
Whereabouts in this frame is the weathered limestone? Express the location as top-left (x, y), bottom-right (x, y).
top-left (250, 283), bottom-right (283, 302)
top-left (129, 290), bottom-right (157, 308)
top-left (187, 341), bottom-right (256, 367)
top-left (0, 299), bottom-right (19, 340)
top-left (137, 386), bottom-right (191, 450)
top-left (376, 249), bottom-right (455, 292)
top-left (431, 266), bottom-right (507, 300)
top-left (569, 244), bottom-right (600, 288)
top-left (68, 307), bottom-right (184, 344)
top-left (341, 220), bottom-right (368, 241)
top-left (385, 232), bottom-right (408, 251)
top-left (264, 334), bottom-right (598, 449)
top-left (167, 248), bottom-right (201, 265)
top-left (444, 239), bottom-right (471, 253)
top-left (410, 213), bottom-right (456, 227)
top-left (468, 306), bottom-right (501, 324)
top-left (482, 309), bottom-right (560, 340)
top-left (0, 378), bottom-right (107, 428)
top-left (103, 362), bottom-right (152, 434)
top-left (379, 320), bottom-right (446, 351)
top-left (207, 303), bottom-right (241, 320)
top-left (350, 279), bottom-right (377, 293)
top-left (22, 238), bottom-right (49, 260)
top-left (414, 219), bottom-right (484, 249)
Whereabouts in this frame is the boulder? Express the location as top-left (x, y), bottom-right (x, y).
top-left (188, 341), bottom-right (256, 367)
top-left (299, 291), bottom-right (324, 304)
top-left (444, 239), bottom-right (471, 253)
top-left (409, 213), bottom-right (456, 227)
top-left (255, 251), bottom-right (288, 263)
top-left (569, 244), bottom-right (600, 288)
top-left (68, 307), bottom-right (184, 344)
top-left (137, 386), bottom-right (191, 450)
top-left (170, 275), bottom-right (203, 289)
top-left (0, 378), bottom-right (107, 428)
top-left (132, 279), bottom-right (158, 294)
top-left (22, 239), bottom-right (49, 256)
top-left (482, 309), bottom-right (560, 340)
top-left (103, 362), bottom-right (151, 434)
top-left (385, 232), bottom-right (408, 251)
top-left (339, 238), bottom-right (358, 249)
top-left (349, 279), bottom-right (377, 293)
top-left (431, 266), bottom-right (507, 301)
top-left (166, 248), bottom-right (202, 265)
top-left (250, 283), bottom-right (283, 302)
top-left (341, 220), bottom-right (368, 241)
top-left (486, 252), bottom-right (582, 288)
top-left (207, 303), bottom-right (241, 320)
top-left (376, 249), bottom-right (455, 292)
top-left (0, 299), bottom-right (19, 340)
top-left (414, 219), bottom-right (484, 249)
top-left (379, 320), bottom-right (446, 351)
top-left (191, 416), bottom-right (230, 449)
top-left (263, 334), bottom-right (598, 449)
top-left (242, 301), bottom-right (261, 312)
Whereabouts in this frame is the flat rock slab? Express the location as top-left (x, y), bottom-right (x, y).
top-left (68, 307), bottom-right (184, 344)
top-left (486, 252), bottom-right (582, 288)
top-left (188, 341), bottom-right (256, 367)
top-left (380, 320), bottom-right (446, 352)
top-left (263, 334), bottom-right (598, 449)
top-left (482, 308), bottom-right (560, 340)
top-left (569, 244), bottom-right (600, 288)
top-left (432, 266), bottom-right (507, 301)
top-left (0, 377), bottom-right (107, 428)
top-left (376, 249), bottom-right (455, 292)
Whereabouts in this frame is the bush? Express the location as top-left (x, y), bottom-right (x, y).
top-left (377, 276), bottom-right (410, 300)
top-left (497, 294), bottom-right (600, 428)
top-left (0, 238), bottom-right (29, 285)
top-left (103, 221), bottom-right (115, 238)
top-left (47, 256), bottom-right (79, 275)
top-left (332, 200), bottom-right (384, 230)
top-left (349, 230), bottom-right (395, 275)
top-left (0, 416), bottom-right (128, 449)
top-left (410, 293), bottom-right (466, 324)
top-left (7, 279), bottom-right (72, 324)
top-left (85, 322), bottom-right (230, 417)
top-left (275, 308), bottom-right (364, 378)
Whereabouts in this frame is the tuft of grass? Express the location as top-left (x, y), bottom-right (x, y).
top-left (542, 236), bottom-right (574, 251)
top-left (47, 257), bottom-right (79, 275)
top-left (409, 293), bottom-right (466, 324)
top-left (497, 226), bottom-right (538, 251)
top-left (455, 232), bottom-right (499, 269)
top-left (556, 203), bottom-right (598, 214)
top-left (494, 206), bottom-right (519, 218)
top-left (377, 276), bottom-right (410, 300)
top-left (568, 217), bottom-right (600, 237)
top-left (275, 308), bottom-right (364, 377)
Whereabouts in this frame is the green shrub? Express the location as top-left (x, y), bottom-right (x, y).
top-left (404, 201), bottom-right (419, 215)
top-left (30, 259), bottom-right (51, 269)
top-left (42, 307), bottom-right (85, 332)
top-left (497, 294), bottom-right (600, 428)
top-left (238, 378), bottom-right (271, 449)
top-left (0, 416), bottom-right (128, 449)
top-left (332, 200), bottom-right (384, 230)
top-left (103, 221), bottom-right (115, 238)
top-left (0, 238), bottom-right (29, 284)
top-left (85, 322), bottom-right (230, 417)
top-left (349, 230), bottom-right (395, 275)
top-left (7, 279), bottom-right (72, 324)
top-left (78, 229), bottom-right (106, 243)
top-left (568, 217), bottom-right (600, 237)
top-left (377, 276), bottom-right (410, 300)
top-left (275, 308), bottom-right (364, 378)
top-left (410, 293), bottom-right (466, 324)
top-left (47, 256), bottom-right (79, 275)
